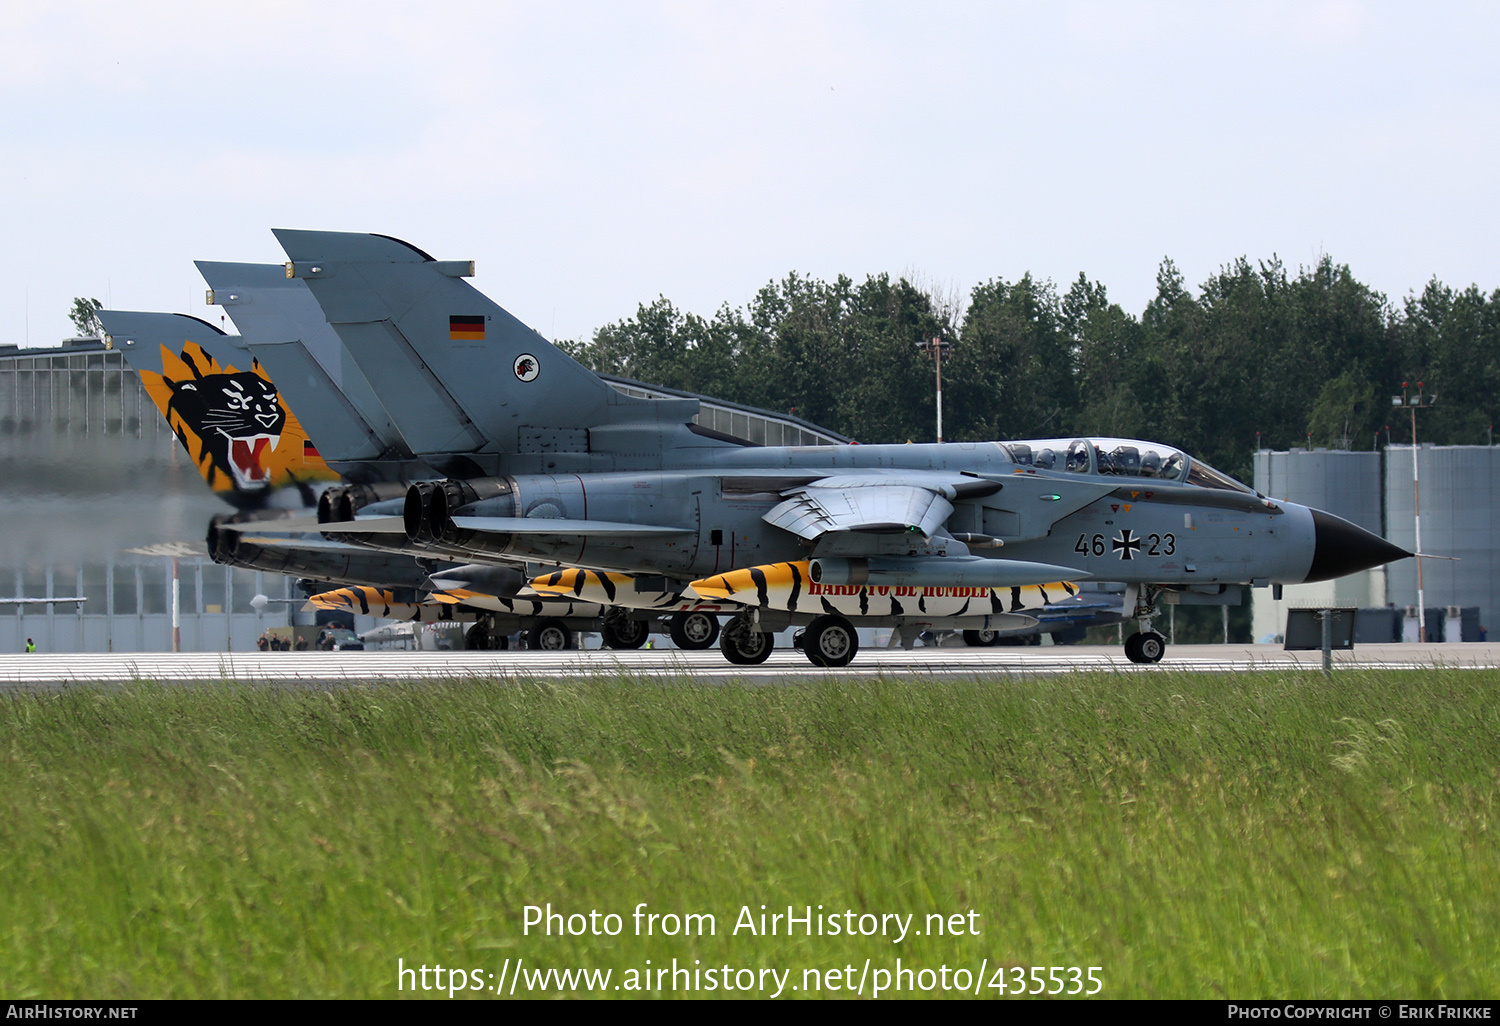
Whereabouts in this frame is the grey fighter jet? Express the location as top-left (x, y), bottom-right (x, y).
top-left (97, 309), bottom-right (611, 650)
top-left (130, 231), bottom-right (1412, 667)
top-left (191, 264), bottom-right (1128, 652)
top-left (99, 299), bottom-right (822, 652)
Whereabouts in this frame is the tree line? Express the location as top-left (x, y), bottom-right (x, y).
top-left (562, 255), bottom-right (1500, 484)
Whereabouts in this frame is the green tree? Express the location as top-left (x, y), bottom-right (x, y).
top-left (1306, 370), bottom-right (1376, 448)
top-left (568, 252), bottom-right (1500, 464)
top-left (1062, 273), bottom-right (1148, 439)
top-left (948, 273), bottom-right (1075, 442)
top-left (69, 297), bottom-right (103, 338)
top-left (1272, 256), bottom-right (1390, 452)
top-left (1390, 280), bottom-right (1500, 445)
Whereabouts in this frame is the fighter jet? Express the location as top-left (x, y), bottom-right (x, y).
top-left (231, 229), bottom-right (1407, 667)
top-left (101, 301), bottom-right (808, 652)
top-left (97, 309), bottom-right (625, 649)
top-left (185, 266), bottom-right (1125, 653)
top-left (185, 264), bottom-right (886, 653)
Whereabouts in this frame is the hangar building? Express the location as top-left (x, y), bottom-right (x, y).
top-left (1253, 445), bottom-right (1500, 642)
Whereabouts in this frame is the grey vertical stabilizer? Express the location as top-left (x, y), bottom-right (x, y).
top-left (196, 262), bottom-right (422, 475)
top-left (272, 230), bottom-right (699, 470)
top-left (100, 309), bottom-right (228, 360)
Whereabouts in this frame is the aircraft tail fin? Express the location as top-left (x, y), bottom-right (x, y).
top-left (197, 262), bottom-right (400, 464)
top-left (100, 310), bottom-right (338, 509)
top-left (273, 230), bottom-right (699, 470)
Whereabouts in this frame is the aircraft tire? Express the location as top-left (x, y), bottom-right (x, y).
top-left (669, 610), bottom-right (720, 650)
top-left (527, 619), bottom-right (574, 651)
top-left (1124, 630), bottom-right (1166, 664)
top-left (464, 622), bottom-right (507, 651)
top-left (805, 615), bottom-right (858, 668)
top-left (962, 628), bottom-right (1001, 647)
top-left (601, 616), bottom-right (650, 649)
top-left (719, 620), bottom-right (773, 665)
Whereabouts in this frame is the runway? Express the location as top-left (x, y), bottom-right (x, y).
top-left (0, 643), bottom-right (1496, 687)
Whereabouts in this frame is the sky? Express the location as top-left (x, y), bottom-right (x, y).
top-left (3, 0), bottom-right (1497, 348)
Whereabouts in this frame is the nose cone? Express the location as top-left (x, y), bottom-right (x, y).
top-left (1304, 508), bottom-right (1412, 583)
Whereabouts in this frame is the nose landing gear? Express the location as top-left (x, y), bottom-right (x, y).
top-left (1124, 629), bottom-right (1166, 664)
top-left (1122, 584), bottom-right (1167, 664)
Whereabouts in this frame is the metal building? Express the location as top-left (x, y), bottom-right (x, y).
top-left (1384, 444), bottom-right (1500, 640)
top-left (1252, 448), bottom-right (1387, 642)
top-left (1254, 444), bottom-right (1500, 642)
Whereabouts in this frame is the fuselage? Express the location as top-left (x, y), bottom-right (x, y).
top-left (406, 436), bottom-right (1360, 588)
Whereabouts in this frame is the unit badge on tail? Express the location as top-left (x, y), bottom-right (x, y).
top-left (137, 341), bottom-right (335, 496)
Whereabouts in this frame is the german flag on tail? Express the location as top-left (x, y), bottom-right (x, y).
top-left (449, 315), bottom-right (485, 340)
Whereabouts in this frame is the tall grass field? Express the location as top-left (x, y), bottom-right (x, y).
top-left (0, 668), bottom-right (1495, 998)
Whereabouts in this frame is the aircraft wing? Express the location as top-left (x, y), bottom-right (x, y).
top-left (766, 484), bottom-right (954, 540)
top-left (215, 513), bottom-right (401, 534)
top-left (449, 516), bottom-right (695, 536)
top-left (763, 472), bottom-right (1001, 541)
top-left (231, 514), bottom-right (694, 537)
top-left (231, 532), bottom-right (401, 552)
top-left (0, 596), bottom-right (87, 605)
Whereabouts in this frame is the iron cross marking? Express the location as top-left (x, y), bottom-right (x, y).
top-left (1112, 529), bottom-right (1141, 560)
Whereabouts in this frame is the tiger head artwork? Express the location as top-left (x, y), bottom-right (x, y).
top-left (138, 342), bottom-right (336, 501)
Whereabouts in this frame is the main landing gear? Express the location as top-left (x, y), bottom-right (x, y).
top-left (963, 628), bottom-right (1040, 647)
top-left (526, 618), bottom-right (574, 651)
top-left (670, 609), bottom-right (720, 650)
top-left (791, 614), bottom-right (861, 667)
top-left (464, 621), bottom-right (509, 650)
top-left (600, 613), bottom-right (650, 650)
top-left (719, 614), bottom-right (774, 665)
top-left (803, 614), bottom-right (858, 668)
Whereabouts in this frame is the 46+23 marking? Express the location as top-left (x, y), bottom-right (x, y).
top-left (1074, 530), bottom-right (1175, 561)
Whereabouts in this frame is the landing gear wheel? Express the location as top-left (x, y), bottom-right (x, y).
top-left (962, 628), bottom-right (1000, 647)
top-left (526, 618), bottom-right (574, 651)
top-left (601, 616), bottom-right (649, 650)
top-left (669, 610), bottom-right (719, 650)
top-left (1138, 631), bottom-right (1165, 663)
top-left (719, 617), bottom-right (773, 665)
top-left (804, 615), bottom-right (858, 667)
top-left (1125, 630), bottom-right (1165, 664)
top-left (464, 622), bottom-right (508, 650)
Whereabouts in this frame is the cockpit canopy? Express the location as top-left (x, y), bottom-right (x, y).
top-left (1001, 437), bottom-right (1256, 494)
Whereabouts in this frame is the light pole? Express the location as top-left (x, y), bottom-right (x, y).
top-left (920, 336), bottom-right (951, 442)
top-left (1391, 381), bottom-right (1437, 641)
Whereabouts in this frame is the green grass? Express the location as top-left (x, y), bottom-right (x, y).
top-left (0, 669), bottom-right (1496, 998)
